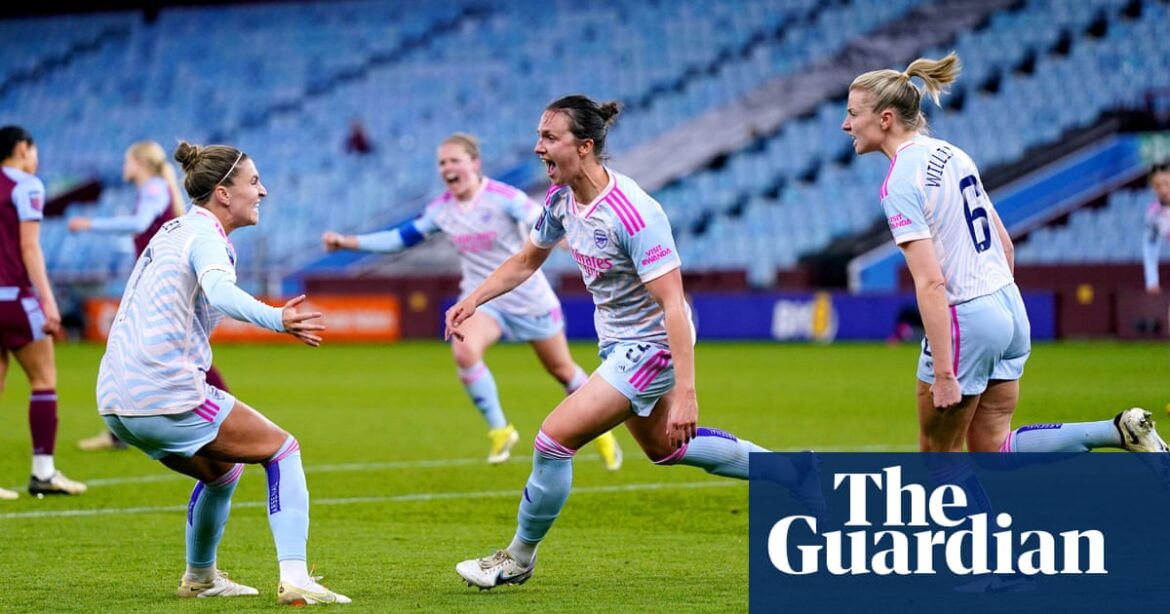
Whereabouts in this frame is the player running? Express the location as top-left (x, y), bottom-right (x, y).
top-left (323, 132), bottom-right (622, 469)
top-left (448, 96), bottom-right (820, 590)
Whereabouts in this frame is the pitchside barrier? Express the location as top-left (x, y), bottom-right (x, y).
top-left (84, 290), bottom-right (1062, 341)
top-left (84, 295), bottom-right (400, 342)
top-left (443, 291), bottom-right (1057, 343)
top-left (84, 290), bottom-right (1058, 343)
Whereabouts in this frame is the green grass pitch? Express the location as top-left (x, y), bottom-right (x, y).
top-left (0, 340), bottom-right (1165, 612)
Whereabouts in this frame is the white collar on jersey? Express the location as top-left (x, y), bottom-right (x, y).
top-left (896, 134), bottom-right (928, 155)
top-left (190, 206), bottom-right (230, 241)
top-left (1, 165), bottom-right (32, 181)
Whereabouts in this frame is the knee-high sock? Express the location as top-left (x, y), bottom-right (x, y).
top-left (510, 430), bottom-right (575, 565)
top-left (563, 366), bottom-right (588, 394)
top-left (265, 436), bottom-right (309, 562)
top-left (1001, 421), bottom-right (1121, 453)
top-left (29, 388), bottom-right (57, 456)
top-left (30, 389), bottom-right (58, 479)
top-left (653, 427), bottom-right (783, 481)
top-left (654, 428), bottom-right (830, 522)
top-left (458, 362), bottom-right (507, 429)
top-left (187, 463), bottom-right (243, 568)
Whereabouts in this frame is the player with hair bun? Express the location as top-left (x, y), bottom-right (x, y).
top-left (71, 140), bottom-right (234, 452)
top-left (96, 140), bottom-right (349, 605)
top-left (448, 96), bottom-right (819, 590)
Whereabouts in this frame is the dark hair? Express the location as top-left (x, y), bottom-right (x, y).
top-left (0, 125), bottom-right (34, 160)
top-left (173, 140), bottom-right (247, 204)
top-left (1152, 160), bottom-right (1170, 178)
top-left (545, 95), bottom-right (622, 159)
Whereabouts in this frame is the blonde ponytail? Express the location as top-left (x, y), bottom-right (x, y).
top-left (850, 52), bottom-right (961, 133)
top-left (160, 161), bottom-right (186, 217)
top-left (127, 140), bottom-right (187, 216)
top-left (904, 52), bottom-right (961, 108)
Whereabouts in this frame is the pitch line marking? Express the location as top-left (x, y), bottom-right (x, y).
top-left (7, 443), bottom-right (914, 491)
top-left (0, 480), bottom-right (743, 520)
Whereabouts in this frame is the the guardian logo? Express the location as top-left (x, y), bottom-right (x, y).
top-left (768, 466), bottom-right (1106, 576)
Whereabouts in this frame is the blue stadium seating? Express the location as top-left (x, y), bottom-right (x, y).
top-left (2, 0), bottom-right (1167, 287)
top-left (662, 0), bottom-right (1169, 285)
top-left (1015, 188), bottom-right (1161, 265)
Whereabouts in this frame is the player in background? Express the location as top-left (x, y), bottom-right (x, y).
top-left (1142, 161), bottom-right (1170, 294)
top-left (0, 125), bottom-right (87, 501)
top-left (448, 96), bottom-right (820, 590)
top-left (96, 141), bottom-right (348, 604)
top-left (322, 132), bottom-right (622, 469)
top-left (843, 53), bottom-right (1168, 454)
top-left (69, 140), bottom-right (233, 452)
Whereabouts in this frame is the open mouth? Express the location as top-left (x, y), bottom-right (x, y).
top-left (543, 158), bottom-right (556, 177)
top-left (444, 172), bottom-right (459, 186)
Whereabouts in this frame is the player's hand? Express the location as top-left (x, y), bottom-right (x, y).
top-left (1147, 286), bottom-right (1162, 295)
top-left (281, 294), bottom-right (326, 347)
top-left (444, 299), bottom-right (477, 342)
top-left (666, 390), bottom-right (698, 449)
top-left (41, 302), bottom-right (62, 337)
top-left (67, 217), bottom-right (92, 233)
top-left (930, 373), bottom-right (962, 409)
top-left (321, 230), bottom-right (347, 252)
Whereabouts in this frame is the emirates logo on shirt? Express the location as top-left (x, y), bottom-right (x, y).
top-left (571, 248), bottom-right (613, 278)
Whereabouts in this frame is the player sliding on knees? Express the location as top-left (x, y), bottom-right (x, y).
top-left (96, 141), bottom-right (349, 605)
top-left (322, 132), bottom-right (622, 470)
top-left (447, 95), bottom-right (822, 590)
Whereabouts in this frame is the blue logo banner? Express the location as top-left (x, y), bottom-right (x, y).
top-left (749, 453), bottom-right (1170, 613)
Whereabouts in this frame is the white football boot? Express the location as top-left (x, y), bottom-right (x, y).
top-left (176, 570), bottom-right (259, 598)
top-left (1116, 408), bottom-right (1170, 452)
top-left (456, 549), bottom-right (535, 590)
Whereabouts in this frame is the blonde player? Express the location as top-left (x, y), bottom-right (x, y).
top-left (322, 133), bottom-right (622, 469)
top-left (448, 96), bottom-right (820, 590)
top-left (0, 125), bottom-right (86, 500)
top-left (70, 140), bottom-right (233, 452)
top-left (843, 52), bottom-right (1168, 454)
top-left (96, 141), bottom-right (348, 604)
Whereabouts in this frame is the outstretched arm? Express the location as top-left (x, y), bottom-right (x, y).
top-left (322, 219), bottom-right (433, 254)
top-left (70, 207), bottom-right (156, 235)
top-left (199, 270), bottom-right (325, 346)
top-left (445, 239), bottom-right (552, 340)
top-left (71, 184), bottom-right (171, 235)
